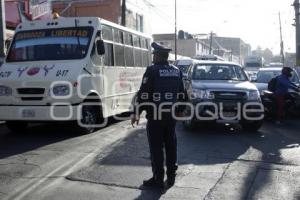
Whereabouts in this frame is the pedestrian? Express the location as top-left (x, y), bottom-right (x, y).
top-left (131, 42), bottom-right (186, 189)
top-left (52, 10), bottom-right (60, 19)
top-left (273, 67), bottom-right (300, 124)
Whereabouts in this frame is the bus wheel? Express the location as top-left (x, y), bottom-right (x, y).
top-left (6, 121), bottom-right (28, 133)
top-left (77, 105), bottom-right (102, 134)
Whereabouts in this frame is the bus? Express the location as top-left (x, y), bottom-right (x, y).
top-left (0, 17), bottom-right (152, 133)
top-left (244, 56), bottom-right (264, 76)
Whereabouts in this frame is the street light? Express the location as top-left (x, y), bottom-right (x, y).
top-left (0, 0), bottom-right (6, 59)
top-left (175, 0), bottom-right (177, 60)
top-left (293, 0), bottom-right (300, 65)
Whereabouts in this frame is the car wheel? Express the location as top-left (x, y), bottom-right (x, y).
top-left (6, 121), bottom-right (28, 133)
top-left (241, 120), bottom-right (263, 132)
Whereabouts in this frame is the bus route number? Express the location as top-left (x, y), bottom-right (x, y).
top-left (56, 70), bottom-right (69, 77)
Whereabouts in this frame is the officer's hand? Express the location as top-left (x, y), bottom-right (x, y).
top-left (131, 114), bottom-right (140, 127)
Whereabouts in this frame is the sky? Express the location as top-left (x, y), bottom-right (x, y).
top-left (149, 0), bottom-right (296, 55)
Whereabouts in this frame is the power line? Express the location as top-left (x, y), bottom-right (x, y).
top-left (142, 0), bottom-right (174, 25)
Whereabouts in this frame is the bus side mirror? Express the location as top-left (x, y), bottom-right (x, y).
top-left (96, 40), bottom-right (105, 55)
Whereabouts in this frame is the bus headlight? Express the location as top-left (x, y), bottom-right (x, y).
top-left (248, 90), bottom-right (261, 101)
top-left (52, 85), bottom-right (70, 96)
top-left (0, 86), bottom-right (12, 96)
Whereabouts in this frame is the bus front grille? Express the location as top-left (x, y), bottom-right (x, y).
top-left (21, 97), bottom-right (44, 101)
top-left (17, 88), bottom-right (45, 95)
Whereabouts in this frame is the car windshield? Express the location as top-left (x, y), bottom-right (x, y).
top-left (6, 27), bottom-right (94, 62)
top-left (177, 64), bottom-right (190, 73)
top-left (256, 70), bottom-right (300, 83)
top-left (192, 64), bottom-right (248, 81)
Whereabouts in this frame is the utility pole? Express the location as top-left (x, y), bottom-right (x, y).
top-left (293, 0), bottom-right (300, 66)
top-left (0, 0), bottom-right (6, 61)
top-left (174, 0), bottom-right (177, 60)
top-left (121, 0), bottom-right (126, 26)
top-left (209, 31), bottom-right (213, 55)
top-left (279, 12), bottom-right (285, 65)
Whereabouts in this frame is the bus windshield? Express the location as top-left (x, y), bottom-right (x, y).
top-left (6, 27), bottom-right (94, 62)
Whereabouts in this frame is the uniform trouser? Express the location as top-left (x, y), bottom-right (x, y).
top-left (146, 118), bottom-right (177, 180)
top-left (275, 94), bottom-right (286, 121)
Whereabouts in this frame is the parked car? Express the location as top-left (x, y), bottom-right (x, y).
top-left (183, 61), bottom-right (264, 132)
top-left (174, 58), bottom-right (197, 77)
top-left (252, 67), bottom-right (300, 118)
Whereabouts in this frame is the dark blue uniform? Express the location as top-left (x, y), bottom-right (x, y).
top-left (135, 54), bottom-right (186, 186)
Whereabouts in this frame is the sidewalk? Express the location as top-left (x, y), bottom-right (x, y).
top-left (65, 122), bottom-right (300, 200)
top-left (161, 160), bottom-right (300, 200)
top-left (32, 158), bottom-right (300, 200)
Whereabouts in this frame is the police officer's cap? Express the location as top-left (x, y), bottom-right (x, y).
top-left (151, 42), bottom-right (172, 54)
top-left (282, 66), bottom-right (292, 73)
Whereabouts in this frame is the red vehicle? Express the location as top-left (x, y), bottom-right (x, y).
top-left (5, 0), bottom-right (52, 29)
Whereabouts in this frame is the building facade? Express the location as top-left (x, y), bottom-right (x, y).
top-left (203, 36), bottom-right (251, 65)
top-left (5, 0), bottom-right (52, 29)
top-left (211, 37), bottom-right (251, 65)
top-left (52, 0), bottom-right (151, 33)
top-left (153, 33), bottom-right (211, 58)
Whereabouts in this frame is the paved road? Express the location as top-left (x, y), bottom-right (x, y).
top-left (0, 119), bottom-right (300, 200)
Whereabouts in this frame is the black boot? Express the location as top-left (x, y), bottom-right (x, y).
top-left (167, 173), bottom-right (176, 187)
top-left (143, 177), bottom-right (164, 189)
top-left (167, 166), bottom-right (177, 187)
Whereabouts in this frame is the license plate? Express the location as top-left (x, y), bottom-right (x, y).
top-left (223, 103), bottom-right (237, 110)
top-left (222, 112), bottom-right (236, 117)
top-left (22, 109), bottom-right (35, 118)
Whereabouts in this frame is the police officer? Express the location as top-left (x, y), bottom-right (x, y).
top-left (273, 67), bottom-right (300, 124)
top-left (131, 42), bottom-right (186, 188)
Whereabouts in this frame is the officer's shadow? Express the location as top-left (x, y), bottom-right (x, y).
top-left (134, 187), bottom-right (166, 200)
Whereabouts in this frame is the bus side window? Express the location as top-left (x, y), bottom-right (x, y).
top-left (124, 32), bottom-right (134, 67)
top-left (113, 28), bottom-right (119, 43)
top-left (104, 42), bottom-right (114, 66)
top-left (140, 37), bottom-right (148, 67)
top-left (115, 44), bottom-right (125, 66)
top-left (133, 35), bottom-right (142, 67)
top-left (119, 31), bottom-right (124, 44)
top-left (102, 25), bottom-right (113, 41)
top-left (125, 46), bottom-right (134, 67)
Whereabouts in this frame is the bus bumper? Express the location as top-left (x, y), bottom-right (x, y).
top-left (0, 105), bottom-right (79, 121)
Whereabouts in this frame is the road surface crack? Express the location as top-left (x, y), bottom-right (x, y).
top-left (208, 156), bottom-right (299, 167)
top-left (203, 162), bottom-right (231, 200)
top-left (66, 176), bottom-right (140, 190)
top-left (21, 176), bottom-right (64, 179)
